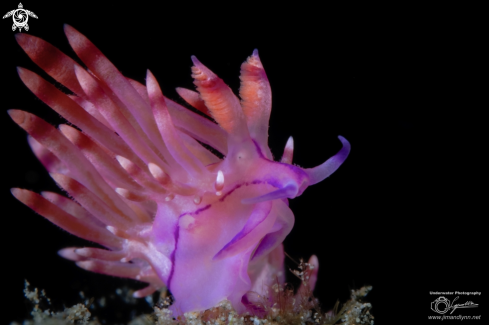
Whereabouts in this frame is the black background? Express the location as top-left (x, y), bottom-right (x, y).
top-left (1, 1), bottom-right (484, 324)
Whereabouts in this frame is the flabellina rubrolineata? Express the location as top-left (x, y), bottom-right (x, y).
top-left (8, 25), bottom-right (350, 315)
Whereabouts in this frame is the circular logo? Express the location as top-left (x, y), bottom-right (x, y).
top-left (13, 9), bottom-right (28, 28)
top-left (431, 296), bottom-right (451, 314)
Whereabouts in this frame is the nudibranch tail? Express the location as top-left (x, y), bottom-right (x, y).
top-left (10, 25), bottom-right (350, 315)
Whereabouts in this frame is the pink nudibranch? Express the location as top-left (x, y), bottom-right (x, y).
top-left (9, 25), bottom-right (350, 315)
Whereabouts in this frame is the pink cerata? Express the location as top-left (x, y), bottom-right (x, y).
top-left (9, 25), bottom-right (350, 315)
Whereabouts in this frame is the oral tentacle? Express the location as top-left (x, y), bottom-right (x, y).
top-left (241, 183), bottom-right (298, 204)
top-left (304, 135), bottom-right (351, 185)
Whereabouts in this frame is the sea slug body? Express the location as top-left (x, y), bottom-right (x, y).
top-left (9, 25), bottom-right (350, 315)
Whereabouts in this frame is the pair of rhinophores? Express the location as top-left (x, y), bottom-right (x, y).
top-left (9, 25), bottom-right (350, 315)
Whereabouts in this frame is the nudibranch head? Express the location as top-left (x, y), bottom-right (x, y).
top-left (9, 25), bottom-right (350, 315)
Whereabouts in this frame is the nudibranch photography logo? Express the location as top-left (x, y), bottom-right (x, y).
top-left (428, 291), bottom-right (481, 321)
top-left (2, 2), bottom-right (37, 32)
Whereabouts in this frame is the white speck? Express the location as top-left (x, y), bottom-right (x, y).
top-left (180, 215), bottom-right (195, 229)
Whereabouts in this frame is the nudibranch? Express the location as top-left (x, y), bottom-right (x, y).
top-left (9, 25), bottom-right (350, 314)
